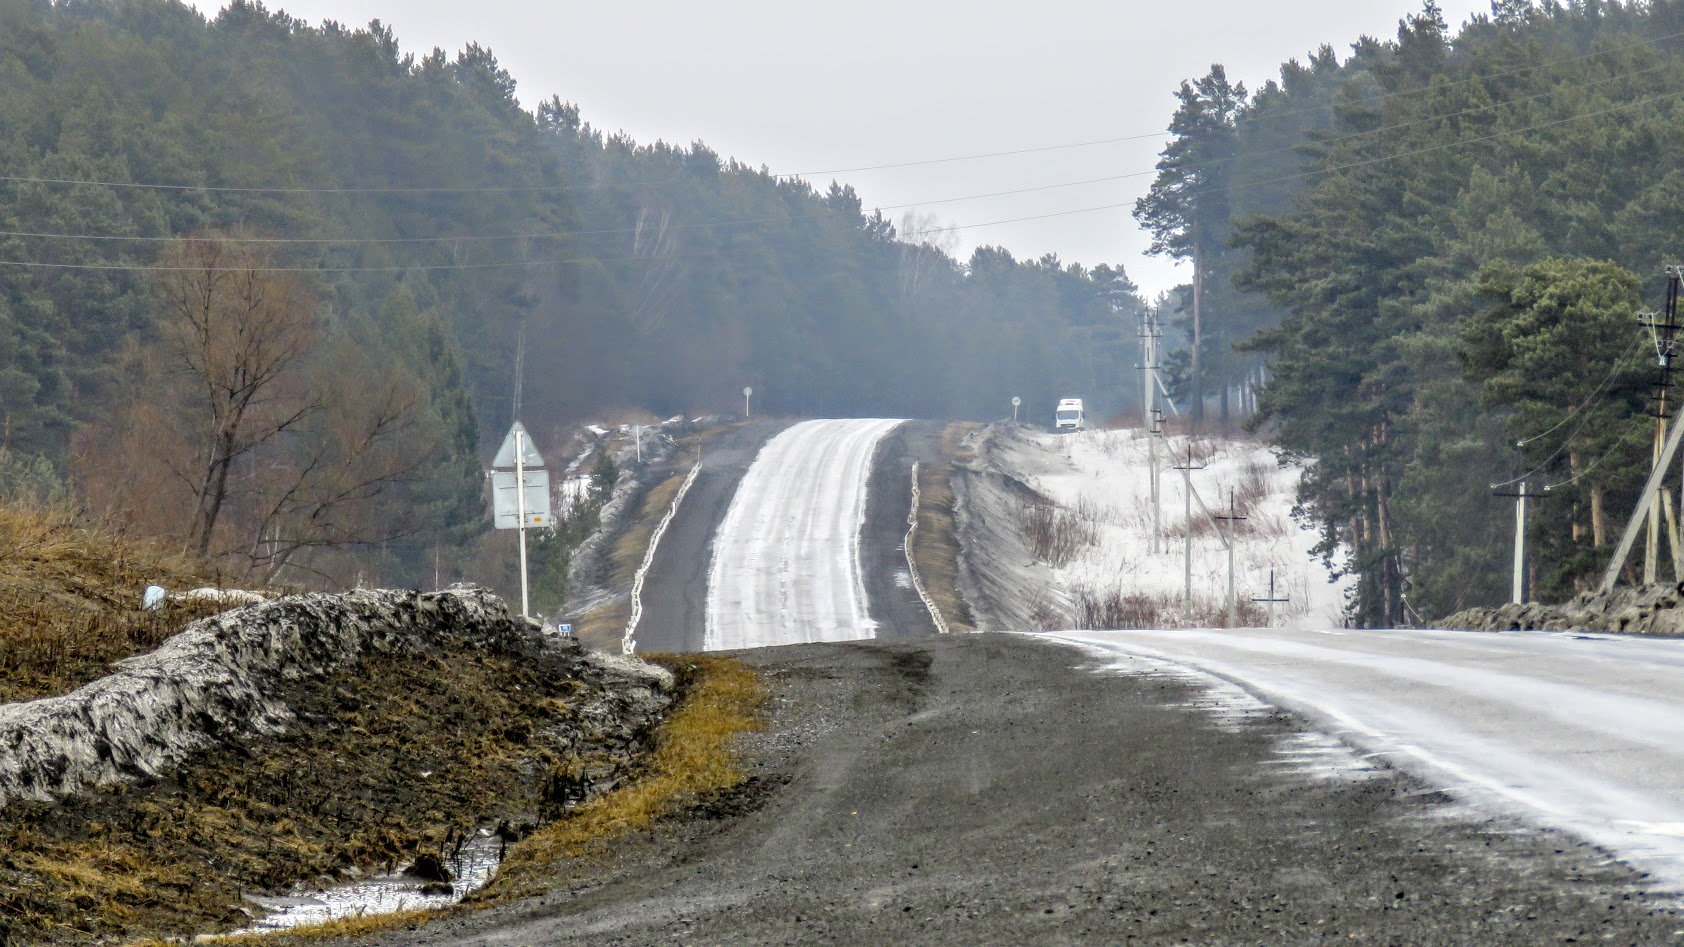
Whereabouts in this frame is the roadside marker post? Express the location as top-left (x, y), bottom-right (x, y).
top-left (744, 386), bottom-right (753, 419)
top-left (1011, 395), bottom-right (1021, 423)
top-left (1252, 569), bottom-right (1290, 627)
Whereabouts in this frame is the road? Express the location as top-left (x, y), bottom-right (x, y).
top-left (704, 418), bottom-right (906, 651)
top-left (368, 635), bottom-right (1679, 945)
top-left (1047, 626), bottom-right (1684, 891)
top-left (630, 421), bottom-right (788, 653)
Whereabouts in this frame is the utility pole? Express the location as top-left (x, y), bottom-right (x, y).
top-left (1602, 267), bottom-right (1684, 591)
top-left (1640, 267), bottom-right (1682, 584)
top-left (1493, 481), bottom-right (1540, 604)
top-left (1140, 309), bottom-right (1166, 555)
top-left (1252, 570), bottom-right (1290, 628)
top-left (1213, 488), bottom-right (1248, 626)
top-left (1149, 407), bottom-right (1164, 554)
top-left (1172, 443), bottom-right (1206, 603)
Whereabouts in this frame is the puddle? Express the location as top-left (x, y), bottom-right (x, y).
top-left (233, 827), bottom-right (504, 933)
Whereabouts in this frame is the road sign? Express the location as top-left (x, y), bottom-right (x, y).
top-left (492, 421), bottom-right (545, 469)
top-left (558, 623), bottom-right (573, 636)
top-left (492, 467), bottom-right (552, 528)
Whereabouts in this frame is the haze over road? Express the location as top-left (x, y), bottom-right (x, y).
top-left (704, 418), bottom-right (906, 651)
top-left (1049, 627), bottom-right (1684, 891)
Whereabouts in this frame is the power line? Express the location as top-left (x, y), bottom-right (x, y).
top-left (10, 77), bottom-right (1684, 267)
top-left (7, 57), bottom-right (1675, 251)
top-left (781, 27), bottom-right (1684, 177)
top-left (2, 29), bottom-right (1680, 201)
top-left (900, 83), bottom-right (1684, 239)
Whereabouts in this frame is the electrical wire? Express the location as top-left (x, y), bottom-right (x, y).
top-left (10, 73), bottom-right (1684, 267)
top-left (8, 57), bottom-right (1672, 250)
top-left (1490, 340), bottom-right (1643, 491)
top-left (2, 29), bottom-right (1681, 199)
top-left (1543, 437), bottom-right (1625, 492)
top-left (780, 28), bottom-right (1684, 176)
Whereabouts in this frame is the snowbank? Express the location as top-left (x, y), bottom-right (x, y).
top-left (961, 425), bottom-right (1351, 629)
top-left (0, 586), bottom-right (673, 808)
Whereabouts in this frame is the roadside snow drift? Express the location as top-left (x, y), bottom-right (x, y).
top-left (705, 419), bottom-right (905, 650)
top-left (962, 425), bottom-right (1349, 629)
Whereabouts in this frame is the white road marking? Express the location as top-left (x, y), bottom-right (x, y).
top-left (704, 419), bottom-right (905, 651)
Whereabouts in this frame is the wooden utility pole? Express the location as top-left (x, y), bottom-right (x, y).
top-left (1640, 268), bottom-right (1682, 584)
top-left (1252, 570), bottom-right (1290, 628)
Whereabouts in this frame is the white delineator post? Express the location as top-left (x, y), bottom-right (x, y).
top-left (516, 428), bottom-right (531, 618)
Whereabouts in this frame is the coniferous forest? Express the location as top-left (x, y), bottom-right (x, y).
top-left (11, 0), bottom-right (1684, 621)
top-left (1141, 0), bottom-right (1684, 624)
top-left (0, 0), bottom-right (1144, 589)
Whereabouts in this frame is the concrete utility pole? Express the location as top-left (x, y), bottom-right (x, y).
top-left (1213, 489), bottom-right (1248, 626)
top-left (1140, 310), bottom-right (1166, 555)
top-left (1493, 482), bottom-right (1539, 604)
top-left (1172, 443), bottom-right (1206, 603)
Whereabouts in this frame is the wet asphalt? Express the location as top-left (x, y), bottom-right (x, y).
top-left (362, 634), bottom-right (1682, 945)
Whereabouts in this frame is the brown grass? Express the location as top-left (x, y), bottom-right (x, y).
top-left (573, 600), bottom-right (631, 653)
top-left (1073, 585), bottom-right (1267, 629)
top-left (489, 655), bottom-right (766, 898)
top-left (1016, 497), bottom-right (1098, 567)
top-left (0, 501), bottom-right (221, 702)
top-left (609, 471), bottom-right (686, 587)
top-left (911, 424), bottom-right (978, 632)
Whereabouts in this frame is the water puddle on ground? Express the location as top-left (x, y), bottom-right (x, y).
top-left (233, 827), bottom-right (504, 933)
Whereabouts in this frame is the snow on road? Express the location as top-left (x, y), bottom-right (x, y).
top-left (704, 419), bottom-right (905, 651)
top-left (1048, 626), bottom-right (1684, 892)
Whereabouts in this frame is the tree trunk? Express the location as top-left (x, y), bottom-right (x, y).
top-left (1591, 483), bottom-right (1607, 548)
top-left (1190, 211), bottom-right (1204, 428)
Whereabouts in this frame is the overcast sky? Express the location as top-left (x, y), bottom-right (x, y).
top-left (209, 0), bottom-right (1492, 297)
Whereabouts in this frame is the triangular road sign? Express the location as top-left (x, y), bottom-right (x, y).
top-left (492, 421), bottom-right (545, 469)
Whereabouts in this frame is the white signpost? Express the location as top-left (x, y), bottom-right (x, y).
top-left (744, 386), bottom-right (753, 419)
top-left (490, 421), bottom-right (550, 618)
top-left (1011, 395), bottom-right (1021, 423)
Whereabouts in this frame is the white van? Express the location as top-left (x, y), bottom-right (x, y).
top-left (1055, 398), bottom-right (1085, 432)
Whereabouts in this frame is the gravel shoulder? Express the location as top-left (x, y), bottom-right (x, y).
top-left (861, 420), bottom-right (944, 640)
top-left (360, 634), bottom-right (1679, 945)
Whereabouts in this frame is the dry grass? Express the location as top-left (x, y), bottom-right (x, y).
top-left (1073, 585), bottom-right (1267, 629)
top-left (608, 471), bottom-right (687, 587)
top-left (1016, 497), bottom-right (1098, 568)
top-left (0, 501), bottom-right (221, 702)
top-left (911, 424), bottom-right (978, 632)
top-left (574, 600), bottom-right (632, 653)
top-left (489, 655), bottom-right (766, 897)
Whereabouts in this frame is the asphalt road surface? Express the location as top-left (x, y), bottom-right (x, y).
top-left (1049, 626), bottom-right (1684, 893)
top-left (366, 635), bottom-right (1681, 946)
top-left (704, 418), bottom-right (906, 651)
top-left (631, 421), bottom-right (788, 653)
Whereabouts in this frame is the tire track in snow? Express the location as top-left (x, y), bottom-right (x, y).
top-left (704, 419), bottom-right (905, 651)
